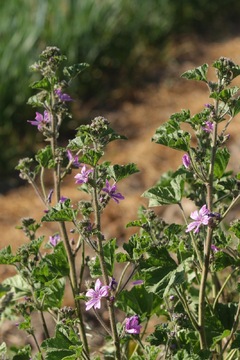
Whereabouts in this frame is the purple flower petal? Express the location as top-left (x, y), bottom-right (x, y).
top-left (186, 204), bottom-right (210, 233)
top-left (85, 278), bottom-right (110, 311)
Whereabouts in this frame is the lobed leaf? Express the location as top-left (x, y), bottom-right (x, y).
top-left (152, 119), bottom-right (191, 151)
top-left (108, 163), bottom-right (139, 182)
top-left (213, 148), bottom-right (230, 178)
top-left (143, 174), bottom-right (185, 206)
top-left (63, 63), bottom-right (89, 80)
top-left (181, 63), bottom-right (208, 82)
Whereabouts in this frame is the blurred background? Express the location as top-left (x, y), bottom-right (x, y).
top-left (1, 0), bottom-right (240, 192)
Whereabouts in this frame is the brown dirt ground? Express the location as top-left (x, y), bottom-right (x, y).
top-left (1, 35), bottom-right (240, 349)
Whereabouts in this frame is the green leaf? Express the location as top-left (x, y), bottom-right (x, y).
top-left (35, 278), bottom-right (65, 309)
top-left (146, 324), bottom-right (168, 346)
top-left (42, 199), bottom-right (77, 222)
top-left (211, 329), bottom-right (231, 350)
top-left (0, 342), bottom-right (7, 356)
top-left (210, 86), bottom-right (239, 103)
top-left (41, 324), bottom-right (82, 360)
top-left (215, 303), bottom-right (238, 330)
top-left (173, 349), bottom-right (203, 360)
top-left (143, 174), bottom-right (185, 206)
top-left (116, 286), bottom-right (163, 317)
top-left (212, 251), bottom-right (235, 271)
top-left (108, 163), bottom-right (139, 182)
top-left (80, 149), bottom-right (103, 166)
top-left (2, 275), bottom-right (31, 299)
top-left (35, 146), bottom-right (54, 168)
top-left (231, 331), bottom-right (240, 349)
top-left (30, 77), bottom-right (51, 91)
top-left (229, 220), bottom-right (240, 238)
top-left (213, 148), bottom-right (230, 178)
top-left (0, 245), bottom-right (20, 265)
top-left (181, 63), bottom-right (208, 82)
top-left (89, 239), bottom-right (116, 277)
top-left (27, 91), bottom-right (48, 107)
top-left (230, 97), bottom-right (240, 117)
top-left (140, 247), bottom-right (177, 296)
top-left (163, 262), bottom-right (186, 297)
top-left (63, 63), bottom-right (89, 80)
top-left (152, 119), bottom-right (191, 151)
top-left (32, 242), bottom-right (69, 282)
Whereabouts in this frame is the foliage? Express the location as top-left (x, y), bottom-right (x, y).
top-left (1, 48), bottom-right (240, 359)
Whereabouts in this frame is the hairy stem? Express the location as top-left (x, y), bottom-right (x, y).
top-left (198, 98), bottom-right (218, 349)
top-left (92, 167), bottom-right (122, 360)
top-left (50, 108), bottom-right (89, 356)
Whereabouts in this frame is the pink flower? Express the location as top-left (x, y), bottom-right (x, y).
top-left (182, 154), bottom-right (191, 168)
top-left (211, 244), bottom-right (220, 252)
top-left (27, 111), bottom-right (50, 131)
top-left (85, 279), bottom-right (110, 311)
top-left (49, 233), bottom-right (60, 247)
top-left (102, 180), bottom-right (124, 203)
top-left (202, 121), bottom-right (214, 133)
top-left (55, 88), bottom-right (73, 102)
top-left (67, 150), bottom-right (81, 168)
top-left (186, 204), bottom-right (210, 233)
top-left (125, 315), bottom-right (142, 334)
top-left (132, 280), bottom-right (144, 286)
top-left (74, 165), bottom-right (93, 184)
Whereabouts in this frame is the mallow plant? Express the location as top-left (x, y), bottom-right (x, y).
top-left (0, 48), bottom-right (240, 360)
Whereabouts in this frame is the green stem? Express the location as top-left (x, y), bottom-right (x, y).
top-left (39, 308), bottom-right (50, 339)
top-left (221, 193), bottom-right (240, 221)
top-left (92, 167), bottom-right (122, 360)
top-left (31, 331), bottom-right (44, 360)
top-left (49, 108), bottom-right (89, 357)
top-left (198, 101), bottom-right (218, 349)
top-left (92, 308), bottom-right (112, 336)
top-left (115, 262), bottom-right (131, 296)
top-left (173, 286), bottom-right (199, 332)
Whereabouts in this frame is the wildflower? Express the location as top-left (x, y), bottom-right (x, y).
top-left (27, 111), bottom-right (50, 131)
top-left (125, 315), bottom-right (142, 334)
top-left (203, 120), bottom-right (214, 133)
top-left (109, 277), bottom-right (118, 290)
top-left (59, 196), bottom-right (68, 203)
top-left (186, 204), bottom-right (210, 233)
top-left (55, 88), bottom-right (73, 102)
top-left (102, 180), bottom-right (124, 203)
top-left (204, 103), bottom-right (213, 109)
top-left (211, 244), bottom-right (220, 252)
top-left (182, 154), bottom-right (191, 169)
top-left (85, 279), bottom-right (109, 311)
top-left (74, 165), bottom-right (93, 184)
top-left (132, 280), bottom-right (144, 286)
top-left (67, 150), bottom-right (81, 168)
top-left (49, 233), bottom-right (60, 247)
